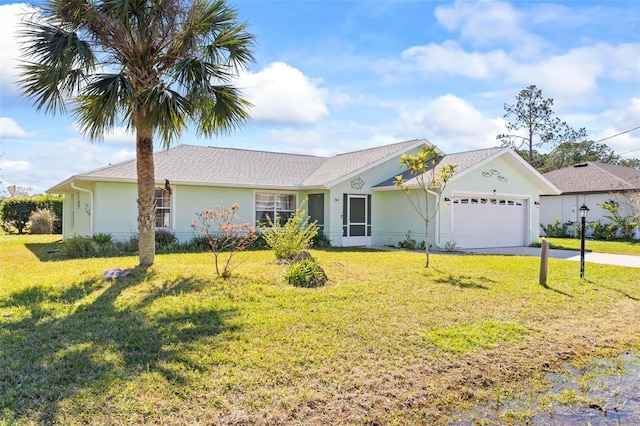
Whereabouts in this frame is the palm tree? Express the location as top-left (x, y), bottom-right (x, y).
top-left (19, 0), bottom-right (255, 266)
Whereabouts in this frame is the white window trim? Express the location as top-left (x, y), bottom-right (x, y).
top-left (253, 190), bottom-right (298, 226)
top-left (155, 187), bottom-right (174, 230)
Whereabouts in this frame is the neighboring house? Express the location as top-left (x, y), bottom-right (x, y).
top-left (541, 162), bottom-right (640, 238)
top-left (47, 139), bottom-right (560, 249)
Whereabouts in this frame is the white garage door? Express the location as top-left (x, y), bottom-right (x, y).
top-left (452, 197), bottom-right (527, 249)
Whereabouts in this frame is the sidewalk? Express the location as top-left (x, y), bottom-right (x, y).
top-left (458, 247), bottom-right (640, 268)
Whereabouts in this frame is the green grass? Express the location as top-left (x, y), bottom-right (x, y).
top-left (541, 237), bottom-right (640, 256)
top-left (1, 235), bottom-right (639, 425)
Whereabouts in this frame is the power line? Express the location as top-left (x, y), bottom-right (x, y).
top-left (594, 125), bottom-right (640, 143)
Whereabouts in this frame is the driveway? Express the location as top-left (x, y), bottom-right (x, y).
top-left (458, 247), bottom-right (640, 268)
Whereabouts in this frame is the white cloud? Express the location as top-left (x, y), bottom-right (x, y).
top-left (398, 94), bottom-right (506, 151)
top-left (0, 117), bottom-right (29, 138)
top-left (239, 62), bottom-right (329, 124)
top-left (72, 124), bottom-right (135, 144)
top-left (0, 159), bottom-right (30, 172)
top-left (401, 41), bottom-right (510, 79)
top-left (434, 0), bottom-right (545, 57)
top-left (0, 3), bottom-right (37, 94)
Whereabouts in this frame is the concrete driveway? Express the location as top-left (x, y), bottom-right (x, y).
top-left (458, 247), bottom-right (640, 268)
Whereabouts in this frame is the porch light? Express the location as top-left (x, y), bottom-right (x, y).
top-left (444, 197), bottom-right (451, 206)
top-left (534, 201), bottom-right (540, 208)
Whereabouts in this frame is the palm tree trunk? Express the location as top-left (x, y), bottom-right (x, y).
top-left (136, 127), bottom-right (156, 266)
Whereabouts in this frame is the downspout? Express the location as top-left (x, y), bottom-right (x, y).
top-left (71, 181), bottom-right (94, 237)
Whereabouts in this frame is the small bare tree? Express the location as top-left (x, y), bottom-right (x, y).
top-left (394, 145), bottom-right (456, 268)
top-left (191, 204), bottom-right (258, 278)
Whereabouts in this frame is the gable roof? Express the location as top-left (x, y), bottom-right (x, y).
top-left (46, 139), bottom-right (426, 193)
top-left (373, 147), bottom-right (561, 195)
top-left (543, 162), bottom-right (640, 194)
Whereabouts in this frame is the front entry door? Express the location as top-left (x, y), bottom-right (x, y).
top-left (342, 194), bottom-right (371, 246)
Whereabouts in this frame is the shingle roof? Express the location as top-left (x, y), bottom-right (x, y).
top-left (543, 162), bottom-right (640, 193)
top-left (83, 145), bottom-right (325, 187)
top-left (373, 147), bottom-right (503, 188)
top-left (302, 139), bottom-right (425, 186)
top-left (50, 139), bottom-right (426, 191)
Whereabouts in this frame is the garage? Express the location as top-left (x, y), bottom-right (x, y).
top-left (452, 196), bottom-right (527, 249)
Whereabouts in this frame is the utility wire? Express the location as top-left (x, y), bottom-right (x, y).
top-left (593, 125), bottom-right (640, 143)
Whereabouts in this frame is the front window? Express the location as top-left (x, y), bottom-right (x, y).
top-left (256, 193), bottom-right (296, 225)
top-left (155, 188), bottom-right (171, 228)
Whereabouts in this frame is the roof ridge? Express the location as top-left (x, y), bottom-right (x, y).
top-left (178, 144), bottom-right (327, 159)
top-left (329, 138), bottom-right (426, 158)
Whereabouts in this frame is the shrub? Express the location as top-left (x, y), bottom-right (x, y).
top-left (192, 204), bottom-right (259, 278)
top-left (155, 230), bottom-right (178, 251)
top-left (540, 218), bottom-right (573, 238)
top-left (0, 196), bottom-right (63, 234)
top-left (28, 208), bottom-right (57, 234)
top-left (398, 231), bottom-right (417, 250)
top-left (284, 257), bottom-right (327, 288)
top-left (0, 198), bottom-right (36, 234)
top-left (260, 200), bottom-right (318, 260)
top-left (92, 233), bottom-right (113, 245)
top-left (599, 200), bottom-right (638, 240)
top-left (121, 236), bottom-right (139, 253)
top-left (312, 232), bottom-right (332, 249)
top-left (62, 236), bottom-right (98, 258)
top-left (182, 235), bottom-right (211, 252)
top-left (588, 220), bottom-right (619, 241)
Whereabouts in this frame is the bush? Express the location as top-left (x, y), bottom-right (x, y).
top-left (155, 230), bottom-right (178, 251)
top-left (182, 235), bottom-right (211, 252)
top-left (0, 196), bottom-right (63, 234)
top-left (28, 208), bottom-right (57, 234)
top-left (588, 220), bottom-right (619, 241)
top-left (260, 200), bottom-right (319, 260)
top-left (92, 233), bottom-right (113, 245)
top-left (312, 232), bottom-right (332, 249)
top-left (63, 236), bottom-right (99, 258)
top-left (284, 257), bottom-right (327, 288)
top-left (599, 200), bottom-right (638, 240)
top-left (540, 218), bottom-right (574, 238)
top-left (398, 231), bottom-right (417, 249)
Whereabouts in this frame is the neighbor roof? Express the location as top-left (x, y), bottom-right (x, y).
top-left (543, 162), bottom-right (640, 194)
top-left (47, 139), bottom-right (426, 193)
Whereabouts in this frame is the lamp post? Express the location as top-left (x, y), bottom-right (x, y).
top-left (579, 204), bottom-right (589, 278)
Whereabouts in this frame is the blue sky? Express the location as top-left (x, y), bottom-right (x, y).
top-left (0, 0), bottom-right (639, 194)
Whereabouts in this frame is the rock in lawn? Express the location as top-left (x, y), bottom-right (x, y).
top-left (292, 250), bottom-right (312, 263)
top-left (102, 268), bottom-right (133, 281)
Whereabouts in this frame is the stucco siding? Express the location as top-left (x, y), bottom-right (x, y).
top-left (373, 190), bottom-right (435, 248)
top-left (93, 182), bottom-right (137, 240)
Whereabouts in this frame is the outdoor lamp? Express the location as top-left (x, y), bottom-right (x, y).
top-left (579, 204), bottom-right (589, 278)
top-left (534, 201), bottom-right (540, 208)
top-left (444, 197), bottom-right (451, 205)
top-left (579, 204), bottom-right (589, 218)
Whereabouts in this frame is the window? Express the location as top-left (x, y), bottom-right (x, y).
top-left (155, 188), bottom-right (171, 228)
top-left (255, 193), bottom-right (296, 225)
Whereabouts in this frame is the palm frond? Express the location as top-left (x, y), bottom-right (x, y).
top-left (195, 85), bottom-right (252, 136)
top-left (141, 85), bottom-right (191, 148)
top-left (73, 72), bottom-right (134, 140)
top-left (19, 18), bottom-right (96, 113)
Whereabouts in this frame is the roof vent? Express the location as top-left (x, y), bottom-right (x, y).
top-left (573, 163), bottom-right (588, 168)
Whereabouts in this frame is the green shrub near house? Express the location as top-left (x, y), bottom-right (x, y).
top-left (0, 195), bottom-right (63, 234)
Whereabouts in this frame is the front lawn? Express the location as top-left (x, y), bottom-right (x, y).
top-left (542, 237), bottom-right (640, 256)
top-left (1, 235), bottom-right (639, 425)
